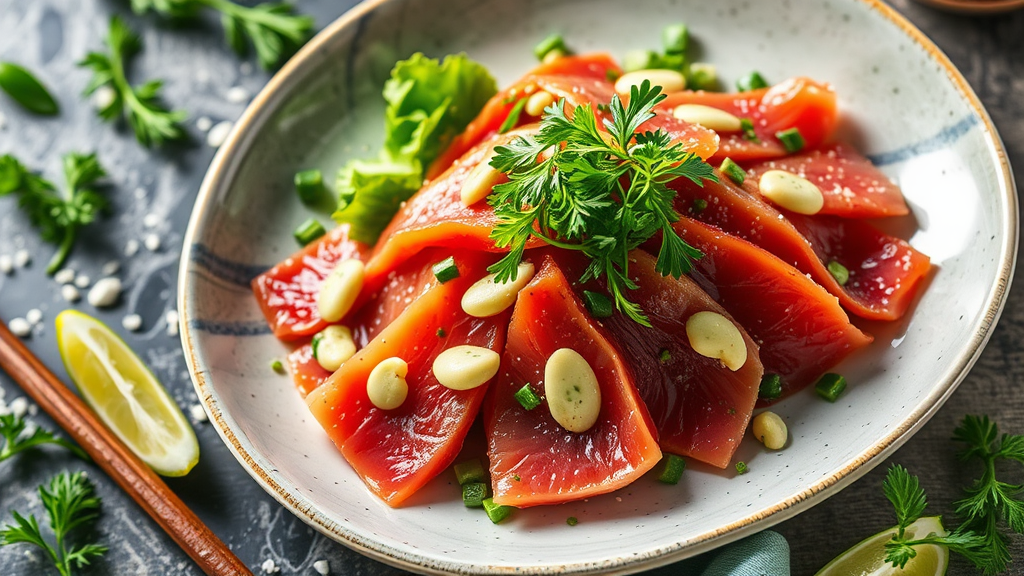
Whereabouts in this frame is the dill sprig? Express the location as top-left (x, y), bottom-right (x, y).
top-left (486, 80), bottom-right (716, 326)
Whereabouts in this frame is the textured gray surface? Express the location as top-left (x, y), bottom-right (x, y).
top-left (0, 1), bottom-right (1020, 575)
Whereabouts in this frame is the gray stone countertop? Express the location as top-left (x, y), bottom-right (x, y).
top-left (0, 1), bottom-right (1021, 574)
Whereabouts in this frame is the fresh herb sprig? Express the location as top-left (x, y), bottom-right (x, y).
top-left (129, 0), bottom-right (314, 70)
top-left (1, 413), bottom-right (86, 463)
top-left (881, 464), bottom-right (992, 571)
top-left (0, 153), bottom-right (108, 274)
top-left (0, 472), bottom-right (107, 576)
top-left (487, 80), bottom-right (716, 326)
top-left (80, 16), bottom-right (186, 147)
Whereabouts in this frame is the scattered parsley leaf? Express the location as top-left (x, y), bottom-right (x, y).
top-left (0, 61), bottom-right (59, 115)
top-left (79, 16), bottom-right (186, 147)
top-left (486, 80), bottom-right (716, 325)
top-left (0, 413), bottom-right (86, 463)
top-left (0, 153), bottom-right (108, 274)
top-left (0, 472), bottom-right (107, 576)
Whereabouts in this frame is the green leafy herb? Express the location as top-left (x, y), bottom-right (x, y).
top-left (0, 472), bottom-right (108, 576)
top-left (0, 62), bottom-right (59, 115)
top-left (735, 461), bottom-right (748, 475)
top-left (758, 373), bottom-right (782, 400)
top-left (881, 464), bottom-right (992, 571)
top-left (0, 153), bottom-right (108, 274)
top-left (486, 80), bottom-right (716, 326)
top-left (129, 0), bottom-right (314, 69)
top-left (1, 413), bottom-right (86, 463)
top-left (333, 53), bottom-right (497, 243)
top-left (534, 34), bottom-right (570, 61)
top-left (80, 16), bottom-right (186, 147)
top-left (736, 71), bottom-right (769, 92)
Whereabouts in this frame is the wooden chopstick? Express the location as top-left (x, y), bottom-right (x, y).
top-left (0, 320), bottom-right (253, 576)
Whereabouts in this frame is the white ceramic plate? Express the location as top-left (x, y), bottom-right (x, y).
top-left (178, 0), bottom-right (1017, 573)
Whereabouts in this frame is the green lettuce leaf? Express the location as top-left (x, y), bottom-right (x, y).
top-left (333, 159), bottom-right (422, 244)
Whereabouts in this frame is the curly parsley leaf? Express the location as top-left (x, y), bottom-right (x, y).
top-left (80, 16), bottom-right (186, 147)
top-left (0, 153), bottom-right (108, 274)
top-left (486, 80), bottom-right (716, 325)
top-left (0, 472), bottom-right (107, 576)
top-left (0, 413), bottom-right (86, 463)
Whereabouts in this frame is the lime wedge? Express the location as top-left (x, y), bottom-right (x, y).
top-left (815, 516), bottom-right (949, 576)
top-left (56, 310), bottom-right (199, 476)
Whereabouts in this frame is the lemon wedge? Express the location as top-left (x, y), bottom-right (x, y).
top-left (815, 516), bottom-right (949, 576)
top-left (56, 310), bottom-right (199, 476)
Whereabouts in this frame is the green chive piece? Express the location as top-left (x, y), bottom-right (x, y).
top-left (657, 453), bottom-right (686, 485)
top-left (0, 62), bottom-right (59, 115)
top-left (658, 348), bottom-right (671, 364)
top-left (719, 158), bottom-right (745, 185)
top-left (513, 474), bottom-right (521, 482)
top-left (436, 327), bottom-right (447, 337)
top-left (605, 69), bottom-right (621, 82)
top-left (454, 459), bottom-right (488, 486)
top-left (736, 71), bottom-right (769, 92)
top-left (499, 97), bottom-right (528, 134)
top-left (482, 498), bottom-right (514, 524)
top-left (655, 52), bottom-right (686, 72)
top-left (294, 218), bottom-right (326, 246)
top-left (432, 256), bottom-right (460, 283)
top-left (462, 482), bottom-right (488, 508)
top-left (687, 63), bottom-right (717, 91)
top-left (740, 118), bottom-right (759, 142)
top-left (758, 373), bottom-right (783, 400)
top-left (662, 23), bottom-right (689, 55)
top-left (566, 516), bottom-right (579, 526)
top-left (623, 49), bottom-right (658, 73)
top-left (691, 198), bottom-right (708, 214)
top-left (270, 359), bottom-right (285, 374)
top-left (534, 34), bottom-right (569, 61)
top-left (776, 128), bottom-right (806, 153)
top-left (514, 384), bottom-right (542, 411)
top-left (582, 290), bottom-right (614, 318)
top-left (827, 260), bottom-right (850, 286)
top-left (815, 373), bottom-right (847, 402)
top-left (735, 462), bottom-right (748, 475)
top-left (311, 331), bottom-right (324, 360)
top-left (294, 169), bottom-right (324, 204)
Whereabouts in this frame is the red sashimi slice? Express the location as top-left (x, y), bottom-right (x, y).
top-left (288, 344), bottom-right (331, 398)
top-left (252, 225), bottom-right (370, 340)
top-left (743, 143), bottom-right (909, 218)
top-left (670, 218), bottom-right (873, 396)
top-left (556, 250), bottom-right (763, 468)
top-left (671, 173), bottom-right (929, 321)
top-left (659, 77), bottom-right (837, 162)
top-left (305, 252), bottom-right (508, 507)
top-left (485, 256), bottom-right (661, 507)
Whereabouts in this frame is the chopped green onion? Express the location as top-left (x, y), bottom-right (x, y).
top-left (657, 453), bottom-right (686, 485)
top-left (735, 461), bottom-right (748, 475)
top-left (432, 256), bottom-right (460, 283)
top-left (658, 348), bottom-right (671, 364)
top-left (623, 49), bottom-right (658, 73)
top-left (736, 71), bottom-right (769, 92)
top-left (815, 373), bottom-right (847, 402)
top-left (0, 61), bottom-right (59, 115)
top-left (656, 52), bottom-right (686, 72)
top-left (294, 169), bottom-right (324, 204)
top-left (605, 69), bottom-right (621, 82)
top-left (775, 128), bottom-right (806, 153)
top-left (691, 198), bottom-right (708, 214)
top-left (582, 290), bottom-right (614, 318)
top-left (513, 474), bottom-right (521, 482)
top-left (270, 359), bottom-right (285, 374)
top-left (498, 98), bottom-right (527, 134)
top-left (740, 118), bottom-right (759, 142)
top-left (462, 482), bottom-right (488, 508)
top-left (454, 459), bottom-right (488, 485)
top-left (436, 327), bottom-right (446, 337)
top-left (566, 516), bottom-right (579, 526)
top-left (662, 23), bottom-right (689, 55)
top-left (293, 218), bottom-right (326, 246)
top-left (719, 158), bottom-right (745, 185)
top-left (534, 34), bottom-right (569, 61)
top-left (758, 373), bottom-right (782, 400)
top-left (482, 498), bottom-right (514, 524)
top-left (687, 63), bottom-right (717, 91)
top-left (827, 260), bottom-right (850, 286)
top-left (514, 384), bottom-right (542, 411)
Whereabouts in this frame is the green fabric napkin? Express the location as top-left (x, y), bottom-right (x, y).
top-left (650, 531), bottom-right (790, 576)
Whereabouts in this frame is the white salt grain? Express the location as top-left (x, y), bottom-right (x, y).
top-left (313, 560), bottom-right (330, 575)
top-left (14, 249), bottom-right (30, 268)
top-left (0, 254), bottom-right (12, 274)
top-left (92, 85), bottom-right (116, 110)
top-left (9, 397), bottom-right (28, 419)
top-left (206, 121), bottom-right (234, 148)
top-left (239, 62), bottom-right (253, 76)
top-left (190, 404), bottom-right (208, 423)
top-left (196, 68), bottom-right (210, 83)
top-left (25, 309), bottom-right (42, 325)
top-left (122, 314), bottom-right (142, 332)
top-left (54, 268), bottom-right (76, 284)
top-left (259, 559), bottom-right (278, 574)
top-left (8, 318), bottom-right (31, 338)
top-left (27, 403), bottom-right (37, 416)
top-left (196, 116), bottom-right (213, 132)
top-left (144, 234), bottom-right (161, 251)
top-left (61, 284), bottom-right (81, 302)
top-left (165, 309), bottom-right (179, 336)
top-left (134, 187), bottom-right (147, 200)
top-left (125, 239), bottom-right (140, 256)
top-left (143, 213), bottom-right (161, 228)
top-left (225, 86), bottom-right (250, 103)
top-left (74, 275), bottom-right (91, 289)
top-left (87, 278), bottom-right (122, 308)
top-left (102, 261), bottom-right (120, 276)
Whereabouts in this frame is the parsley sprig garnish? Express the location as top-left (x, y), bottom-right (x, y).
top-left (0, 472), bottom-right (107, 576)
top-left (0, 153), bottom-right (108, 274)
top-left (80, 16), bottom-right (187, 147)
top-left (129, 0), bottom-right (314, 70)
top-left (1, 413), bottom-right (86, 463)
top-left (487, 80), bottom-right (716, 325)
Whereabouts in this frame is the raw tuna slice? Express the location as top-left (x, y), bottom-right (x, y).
top-left (287, 344), bottom-right (330, 398)
top-left (485, 256), bottom-right (661, 507)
